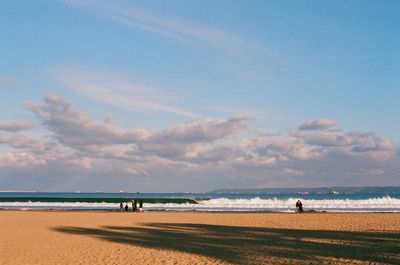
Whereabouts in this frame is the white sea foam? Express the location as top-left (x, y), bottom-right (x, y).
top-left (1, 196), bottom-right (400, 212)
top-left (194, 196), bottom-right (400, 211)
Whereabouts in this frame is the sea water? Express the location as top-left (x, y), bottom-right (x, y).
top-left (1, 192), bottom-right (400, 212)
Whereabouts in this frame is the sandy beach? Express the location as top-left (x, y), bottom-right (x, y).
top-left (1, 211), bottom-right (399, 265)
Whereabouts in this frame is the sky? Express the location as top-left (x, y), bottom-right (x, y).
top-left (0, 0), bottom-right (399, 192)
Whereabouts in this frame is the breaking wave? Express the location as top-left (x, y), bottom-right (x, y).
top-left (194, 196), bottom-right (400, 211)
top-left (1, 196), bottom-right (400, 212)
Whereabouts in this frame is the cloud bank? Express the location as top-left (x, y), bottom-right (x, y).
top-left (0, 95), bottom-right (399, 191)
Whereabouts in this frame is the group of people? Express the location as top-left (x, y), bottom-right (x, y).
top-left (120, 199), bottom-right (303, 212)
top-left (120, 200), bottom-right (143, 212)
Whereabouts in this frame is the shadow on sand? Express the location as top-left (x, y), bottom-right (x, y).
top-left (53, 223), bottom-right (400, 264)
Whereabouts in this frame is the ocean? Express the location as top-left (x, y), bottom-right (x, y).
top-left (1, 192), bottom-right (400, 212)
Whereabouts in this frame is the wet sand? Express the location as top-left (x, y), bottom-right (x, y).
top-left (1, 211), bottom-right (399, 265)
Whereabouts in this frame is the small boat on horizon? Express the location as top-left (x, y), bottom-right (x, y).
top-left (328, 190), bottom-right (340, 195)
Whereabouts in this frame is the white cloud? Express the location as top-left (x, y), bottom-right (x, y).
top-left (25, 95), bottom-right (249, 161)
top-left (0, 134), bottom-right (35, 149)
top-left (26, 94), bottom-right (150, 149)
top-left (292, 131), bottom-right (351, 147)
top-left (151, 117), bottom-right (249, 144)
top-left (0, 120), bottom-right (34, 132)
top-left (299, 119), bottom-right (337, 130)
top-left (0, 152), bottom-right (47, 167)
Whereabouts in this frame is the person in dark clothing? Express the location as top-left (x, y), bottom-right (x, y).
top-left (124, 204), bottom-right (128, 212)
top-left (139, 200), bottom-right (143, 211)
top-left (119, 202), bottom-right (124, 212)
top-left (132, 200), bottom-right (137, 212)
top-left (296, 200), bottom-right (303, 213)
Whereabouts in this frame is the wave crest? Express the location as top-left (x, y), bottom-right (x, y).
top-left (1, 196), bottom-right (400, 212)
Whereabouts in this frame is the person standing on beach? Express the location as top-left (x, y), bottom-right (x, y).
top-left (132, 200), bottom-right (137, 212)
top-left (296, 200), bottom-right (303, 213)
top-left (124, 204), bottom-right (128, 212)
top-left (139, 200), bottom-right (143, 211)
top-left (119, 203), bottom-right (123, 212)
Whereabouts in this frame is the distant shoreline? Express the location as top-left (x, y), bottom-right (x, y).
top-left (2, 185), bottom-right (400, 195)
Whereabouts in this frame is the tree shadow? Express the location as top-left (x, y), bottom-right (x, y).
top-left (53, 223), bottom-right (400, 264)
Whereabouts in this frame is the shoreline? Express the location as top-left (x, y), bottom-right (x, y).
top-left (2, 208), bottom-right (400, 213)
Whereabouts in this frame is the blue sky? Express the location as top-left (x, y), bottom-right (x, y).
top-left (0, 0), bottom-right (399, 192)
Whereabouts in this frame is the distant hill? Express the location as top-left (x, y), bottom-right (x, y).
top-left (210, 186), bottom-right (400, 195)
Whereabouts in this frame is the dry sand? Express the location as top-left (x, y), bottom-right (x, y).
top-left (1, 211), bottom-right (399, 265)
